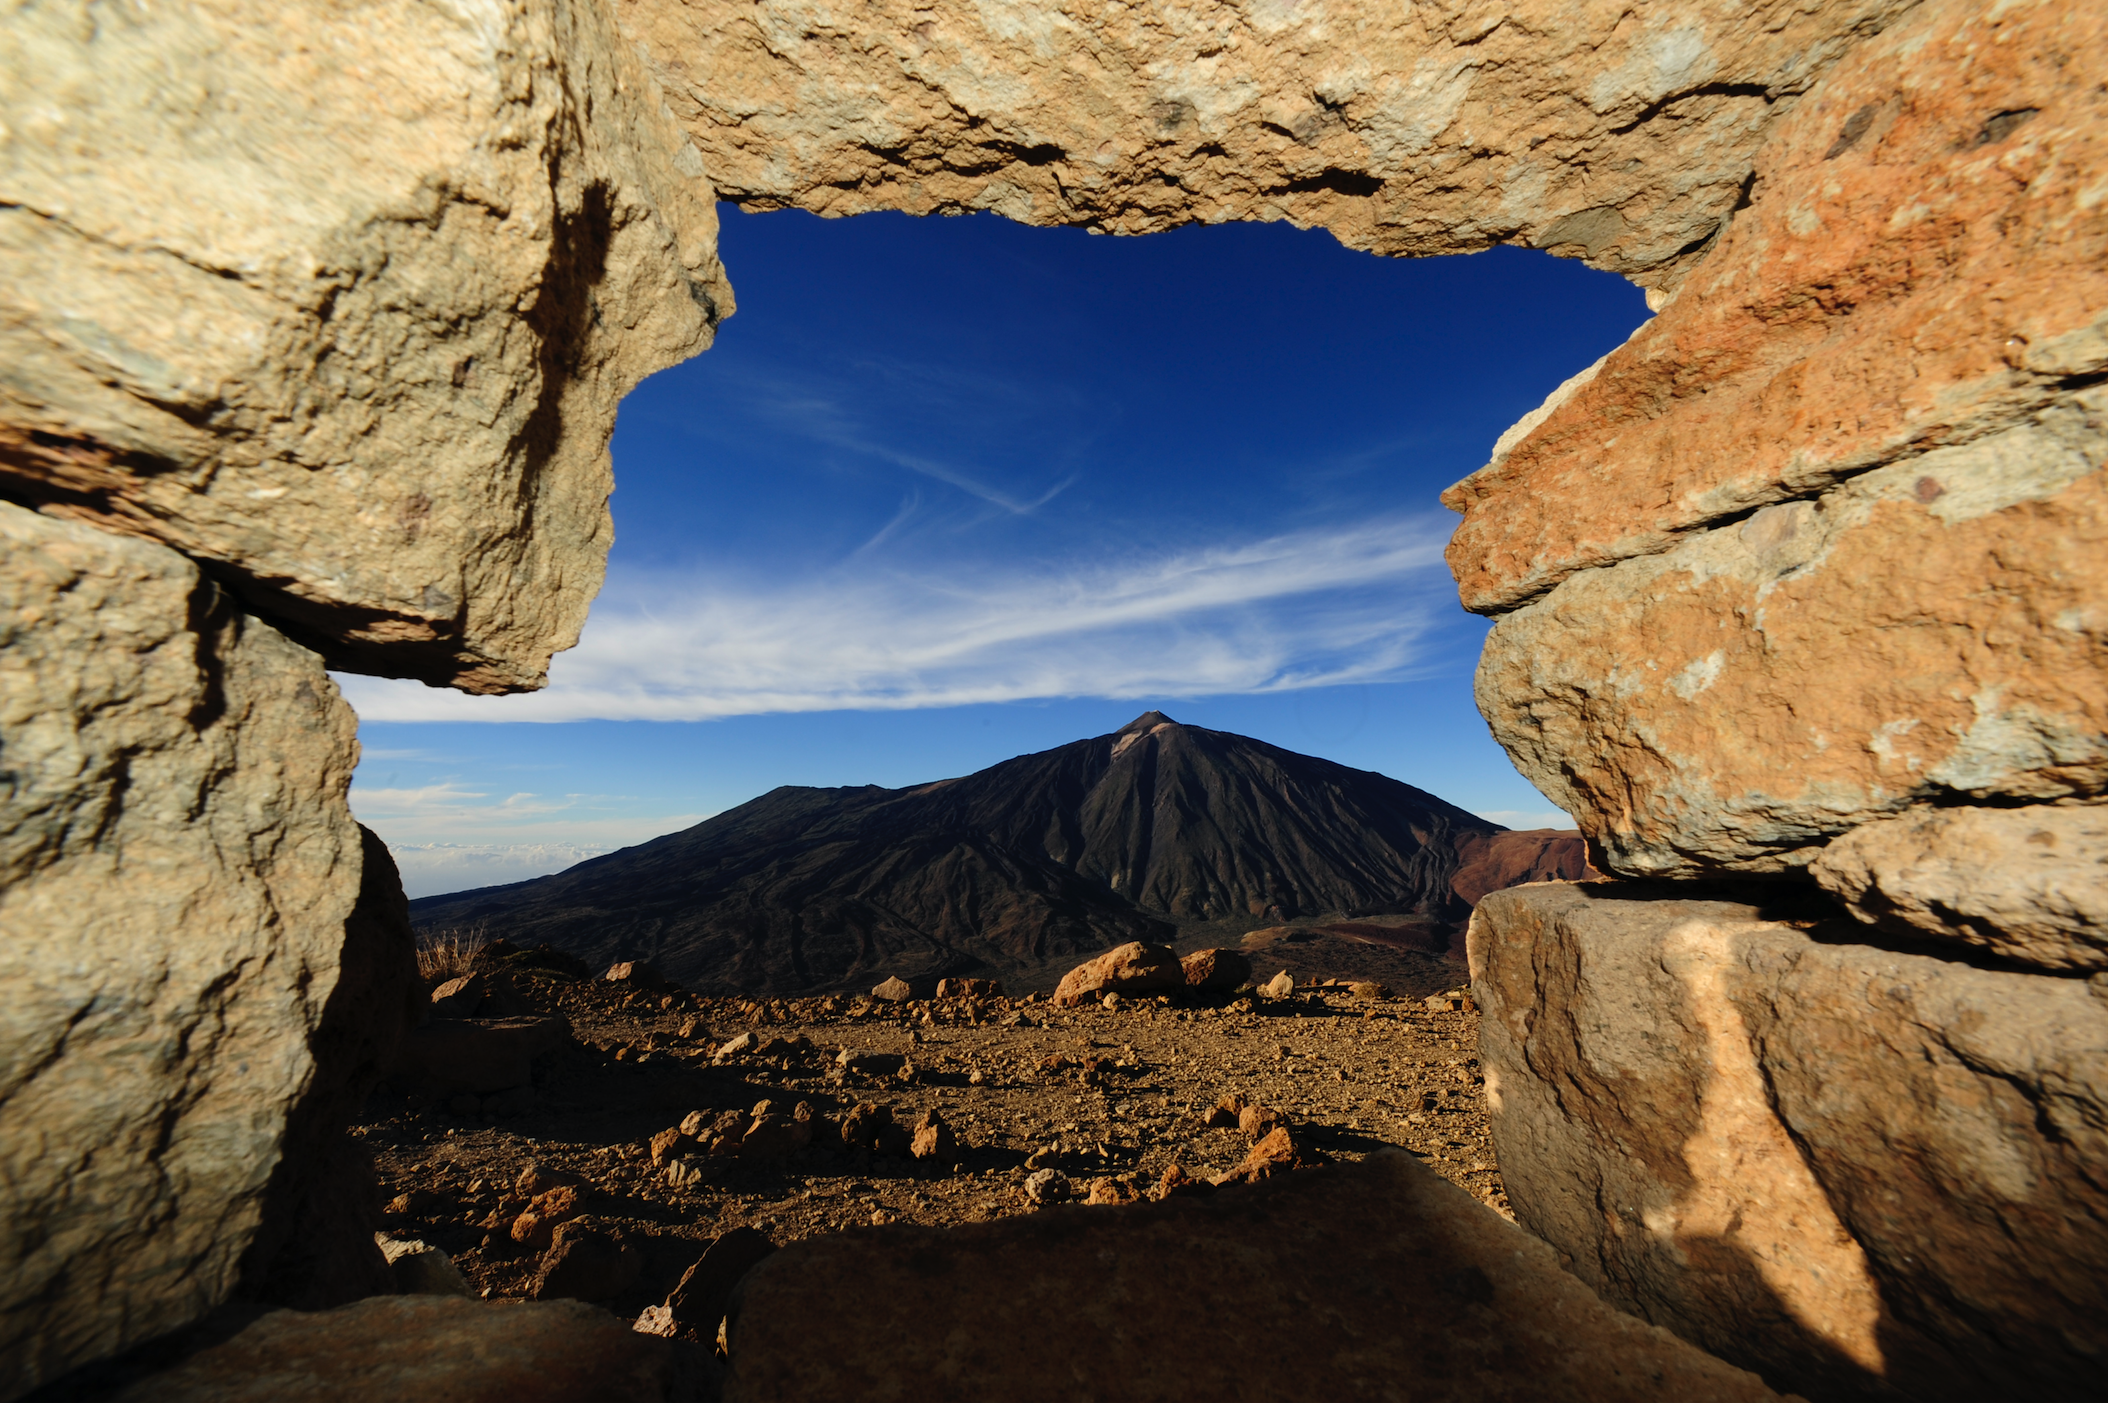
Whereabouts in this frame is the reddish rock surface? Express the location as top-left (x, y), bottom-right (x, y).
top-left (1444, 0), bottom-right (2108, 615)
top-left (1178, 946), bottom-right (1252, 992)
top-left (1051, 942), bottom-right (1185, 1007)
top-left (1470, 882), bottom-right (2108, 1401)
top-left (721, 1153), bottom-right (1784, 1402)
top-left (1449, 830), bottom-right (1595, 906)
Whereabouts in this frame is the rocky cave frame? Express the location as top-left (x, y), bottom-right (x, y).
top-left (2, 1), bottom-right (2103, 1400)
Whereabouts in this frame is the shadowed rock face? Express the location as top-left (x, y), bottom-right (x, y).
top-left (1470, 882), bottom-right (2108, 1402)
top-left (722, 1152), bottom-right (1786, 1403)
top-left (409, 713), bottom-right (1504, 992)
top-left (0, 505), bottom-right (370, 1395)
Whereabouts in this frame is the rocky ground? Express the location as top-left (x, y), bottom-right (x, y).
top-left (359, 943), bottom-right (1504, 1334)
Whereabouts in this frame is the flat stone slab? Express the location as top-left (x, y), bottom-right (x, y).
top-left (722, 1152), bottom-right (1783, 1402)
top-left (108, 1296), bottom-right (698, 1402)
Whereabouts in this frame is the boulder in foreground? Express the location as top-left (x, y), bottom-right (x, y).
top-left (1470, 881), bottom-right (2108, 1402)
top-left (721, 1152), bottom-right (1783, 1402)
top-left (107, 1295), bottom-right (697, 1402)
top-left (1051, 942), bottom-right (1183, 1007)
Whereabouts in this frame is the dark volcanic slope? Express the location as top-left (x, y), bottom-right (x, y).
top-left (410, 712), bottom-right (1507, 994)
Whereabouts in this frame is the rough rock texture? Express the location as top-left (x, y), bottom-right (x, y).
top-left (107, 1296), bottom-right (699, 1403)
top-left (0, 504), bottom-right (368, 1396)
top-left (234, 825), bottom-right (422, 1313)
top-left (722, 1152), bottom-right (1784, 1402)
top-left (640, 0), bottom-right (1912, 292)
top-left (1810, 804), bottom-right (2108, 970)
top-left (1469, 882), bottom-right (2108, 1401)
top-left (1476, 388), bottom-right (2108, 876)
top-left (1445, 0), bottom-right (2108, 614)
top-left (0, 0), bottom-right (732, 691)
top-left (1051, 941), bottom-right (1185, 1007)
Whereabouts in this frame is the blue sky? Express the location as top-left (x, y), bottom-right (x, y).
top-left (340, 206), bottom-right (1647, 897)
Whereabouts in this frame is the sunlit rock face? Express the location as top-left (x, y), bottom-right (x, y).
top-left (0, 0), bottom-right (732, 693)
top-left (634, 0), bottom-right (1911, 290)
top-left (1469, 883), bottom-right (2108, 1402)
top-left (1447, 0), bottom-right (2108, 878)
top-left (0, 505), bottom-right (368, 1396)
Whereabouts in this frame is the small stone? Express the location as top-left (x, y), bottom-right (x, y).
top-left (1238, 1104), bottom-right (1286, 1139)
top-left (716, 1031), bottom-right (757, 1058)
top-left (1204, 1093), bottom-right (1250, 1129)
top-left (871, 976), bottom-right (913, 1002)
top-left (649, 1128), bottom-right (693, 1167)
top-left (740, 1114), bottom-right (813, 1160)
top-left (603, 961), bottom-right (668, 987)
top-left (1024, 1169), bottom-right (1072, 1206)
top-left (376, 1236), bottom-right (473, 1297)
top-left (510, 1184), bottom-right (584, 1250)
top-left (910, 1109), bottom-right (958, 1162)
top-left (1102, 992), bottom-right (1122, 1011)
top-left (664, 1158), bottom-right (705, 1190)
top-left (1348, 981), bottom-right (1389, 1000)
top-left (678, 1109), bottom-right (712, 1138)
top-left (1147, 1164), bottom-right (1215, 1201)
top-left (936, 977), bottom-right (1004, 999)
top-left (1086, 1176), bottom-right (1140, 1206)
top-left (1213, 1126), bottom-right (1311, 1187)
top-left (429, 974), bottom-right (486, 1018)
top-left (1260, 971), bottom-right (1294, 1000)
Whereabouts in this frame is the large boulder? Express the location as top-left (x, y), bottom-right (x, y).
top-left (1445, 0), bottom-right (2108, 613)
top-left (0, 0), bottom-right (732, 691)
top-left (1468, 882), bottom-right (2108, 1402)
top-left (1473, 399), bottom-right (2108, 876)
top-left (722, 1152), bottom-right (1783, 1401)
top-left (1450, 0), bottom-right (2108, 877)
top-left (1052, 942), bottom-right (1184, 1007)
top-left (639, 0), bottom-right (1913, 290)
top-left (0, 505), bottom-right (372, 1395)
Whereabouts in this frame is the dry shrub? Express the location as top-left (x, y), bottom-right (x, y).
top-left (415, 927), bottom-right (490, 984)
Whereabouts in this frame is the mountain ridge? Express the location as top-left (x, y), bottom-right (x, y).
top-left (409, 712), bottom-right (1573, 993)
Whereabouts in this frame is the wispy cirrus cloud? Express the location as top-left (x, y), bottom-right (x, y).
top-left (339, 513), bottom-right (1457, 723)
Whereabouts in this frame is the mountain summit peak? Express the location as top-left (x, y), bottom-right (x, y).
top-left (1116, 710), bottom-right (1177, 734)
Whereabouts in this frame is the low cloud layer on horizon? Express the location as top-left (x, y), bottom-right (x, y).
top-left (340, 513), bottom-right (1457, 724)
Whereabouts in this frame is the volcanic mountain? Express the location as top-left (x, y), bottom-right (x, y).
top-left (408, 712), bottom-right (1575, 994)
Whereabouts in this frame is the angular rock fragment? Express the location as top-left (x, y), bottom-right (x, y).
top-left (377, 1237), bottom-right (472, 1298)
top-left (1811, 804), bottom-right (2108, 970)
top-left (1180, 948), bottom-right (1252, 992)
top-left (1211, 1127), bottom-right (1311, 1187)
top-left (656, 1228), bottom-right (776, 1340)
top-left (909, 1110), bottom-right (958, 1163)
top-left (1259, 970), bottom-right (1294, 1000)
top-left (935, 977), bottom-right (1003, 999)
top-left (870, 976), bottom-right (914, 1002)
top-left (531, 1220), bottom-right (644, 1303)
